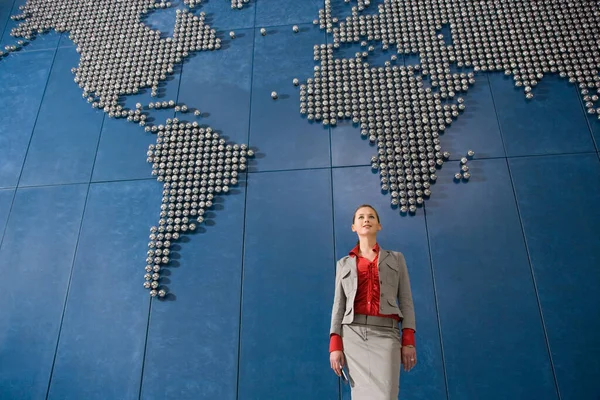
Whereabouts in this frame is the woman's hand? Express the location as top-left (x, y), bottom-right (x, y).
top-left (401, 346), bottom-right (417, 371)
top-left (330, 350), bottom-right (345, 376)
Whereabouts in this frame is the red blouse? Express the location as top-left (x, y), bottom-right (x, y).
top-left (329, 243), bottom-right (415, 352)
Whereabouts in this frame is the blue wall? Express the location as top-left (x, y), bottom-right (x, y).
top-left (0, 0), bottom-right (599, 399)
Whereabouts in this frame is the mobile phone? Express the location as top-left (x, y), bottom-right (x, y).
top-left (341, 366), bottom-right (349, 384)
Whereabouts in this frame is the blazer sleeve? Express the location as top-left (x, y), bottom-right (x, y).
top-left (329, 259), bottom-right (347, 336)
top-left (397, 252), bottom-right (416, 331)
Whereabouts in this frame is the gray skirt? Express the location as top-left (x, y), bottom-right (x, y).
top-left (342, 320), bottom-right (402, 400)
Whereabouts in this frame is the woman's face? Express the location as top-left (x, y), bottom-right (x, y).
top-left (351, 207), bottom-right (381, 236)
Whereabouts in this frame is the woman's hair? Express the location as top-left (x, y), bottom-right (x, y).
top-left (353, 204), bottom-right (380, 245)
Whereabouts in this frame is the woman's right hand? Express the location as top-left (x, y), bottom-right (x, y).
top-left (329, 350), bottom-right (345, 377)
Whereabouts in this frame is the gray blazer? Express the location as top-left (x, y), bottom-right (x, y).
top-left (330, 248), bottom-right (416, 336)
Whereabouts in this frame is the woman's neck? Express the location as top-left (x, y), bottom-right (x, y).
top-left (358, 236), bottom-right (377, 255)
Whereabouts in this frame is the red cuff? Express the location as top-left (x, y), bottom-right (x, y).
top-left (401, 328), bottom-right (415, 347)
top-left (329, 333), bottom-right (343, 353)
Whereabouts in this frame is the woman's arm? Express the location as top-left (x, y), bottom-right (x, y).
top-left (397, 252), bottom-right (416, 331)
top-left (329, 259), bottom-right (347, 337)
top-left (329, 260), bottom-right (347, 376)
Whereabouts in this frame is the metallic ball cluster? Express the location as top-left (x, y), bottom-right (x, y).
top-left (145, 120), bottom-right (254, 297)
top-left (183, 0), bottom-right (200, 9)
top-left (230, 0), bottom-right (250, 10)
top-left (9, 0), bottom-right (220, 120)
top-left (305, 0), bottom-right (600, 212)
top-left (320, 0), bottom-right (600, 107)
top-left (2, 39), bottom-right (28, 55)
top-left (301, 43), bottom-right (470, 213)
top-left (454, 150), bottom-right (474, 181)
top-left (6, 0), bottom-right (255, 296)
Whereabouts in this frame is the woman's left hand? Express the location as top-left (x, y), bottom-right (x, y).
top-left (401, 346), bottom-right (417, 371)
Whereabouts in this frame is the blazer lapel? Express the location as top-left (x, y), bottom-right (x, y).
top-left (377, 248), bottom-right (390, 276)
top-left (342, 256), bottom-right (358, 291)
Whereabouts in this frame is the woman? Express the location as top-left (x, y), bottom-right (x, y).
top-left (329, 204), bottom-right (417, 399)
